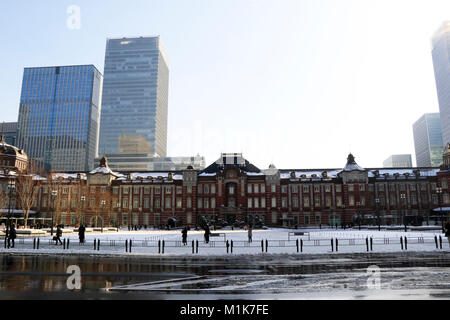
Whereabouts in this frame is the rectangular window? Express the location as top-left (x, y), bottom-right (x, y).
top-left (90, 198), bottom-right (96, 208)
top-left (254, 184), bottom-right (259, 193)
top-left (261, 185), bottom-right (265, 193)
top-left (304, 197), bottom-right (310, 208)
top-left (198, 198), bottom-right (203, 208)
top-left (303, 185), bottom-right (309, 193)
top-left (155, 187), bottom-right (160, 194)
top-left (204, 185), bottom-right (209, 194)
top-left (261, 197), bottom-right (266, 208)
top-left (211, 198), bottom-right (216, 209)
top-left (123, 198), bottom-right (128, 208)
top-left (348, 184), bottom-right (354, 192)
top-left (165, 198), bottom-right (171, 209)
top-left (292, 195), bottom-right (299, 208)
top-left (176, 198), bottom-right (182, 208)
top-left (198, 184), bottom-right (203, 194)
top-left (187, 186), bottom-right (192, 194)
top-left (211, 185), bottom-right (216, 194)
top-left (187, 197), bottom-right (192, 208)
top-left (349, 195), bottom-right (355, 206)
top-left (271, 185), bottom-right (276, 193)
top-left (336, 196), bottom-right (342, 207)
top-left (359, 184), bottom-right (365, 191)
top-left (314, 185), bottom-right (320, 193)
top-left (314, 197), bottom-right (320, 207)
top-left (282, 197), bottom-right (287, 208)
top-left (155, 198), bottom-right (160, 209)
top-left (176, 187), bottom-right (182, 194)
top-left (133, 187), bottom-right (139, 194)
top-left (113, 187), bottom-right (119, 195)
top-left (254, 198), bottom-right (259, 208)
top-left (204, 198), bottom-right (209, 209)
top-left (325, 185), bottom-right (331, 192)
top-left (248, 185), bottom-right (252, 194)
top-left (123, 187), bottom-right (129, 194)
top-left (248, 198), bottom-right (253, 208)
top-left (335, 185), bottom-right (342, 193)
top-left (144, 198), bottom-right (149, 209)
top-left (90, 187), bottom-right (96, 194)
top-left (281, 186), bottom-right (287, 193)
top-left (166, 187), bottom-right (172, 194)
top-left (133, 198), bottom-right (139, 209)
top-left (271, 197), bottom-right (276, 208)
top-left (144, 187), bottom-right (150, 194)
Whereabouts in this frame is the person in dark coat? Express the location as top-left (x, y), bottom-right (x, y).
top-left (181, 226), bottom-right (188, 246)
top-left (445, 221), bottom-right (450, 247)
top-left (7, 224), bottom-right (16, 248)
top-left (78, 224), bottom-right (86, 244)
top-left (55, 225), bottom-right (63, 245)
top-left (247, 226), bottom-right (253, 243)
top-left (204, 225), bottom-right (211, 244)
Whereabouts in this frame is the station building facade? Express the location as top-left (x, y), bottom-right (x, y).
top-left (2, 150), bottom-right (450, 228)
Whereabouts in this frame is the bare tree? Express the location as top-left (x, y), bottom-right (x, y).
top-left (0, 187), bottom-right (8, 220)
top-left (46, 172), bottom-right (62, 230)
top-left (16, 162), bottom-right (41, 228)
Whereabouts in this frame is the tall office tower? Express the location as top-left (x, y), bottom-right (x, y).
top-left (17, 65), bottom-right (103, 172)
top-left (1, 122), bottom-right (18, 146)
top-left (383, 154), bottom-right (412, 168)
top-left (432, 21), bottom-right (450, 145)
top-left (413, 113), bottom-right (444, 167)
top-left (99, 36), bottom-right (169, 160)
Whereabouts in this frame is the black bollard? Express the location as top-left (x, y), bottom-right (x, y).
top-left (439, 236), bottom-right (443, 250)
top-left (192, 240), bottom-right (195, 254)
top-left (300, 239), bottom-right (303, 252)
top-left (404, 237), bottom-right (407, 250)
top-left (33, 238), bottom-right (36, 250)
top-left (227, 240), bottom-right (230, 254)
top-left (94, 238), bottom-right (97, 251)
top-left (98, 239), bottom-right (100, 251)
top-left (162, 240), bottom-right (164, 254)
top-left (331, 238), bottom-right (334, 252)
top-left (231, 240), bottom-right (233, 254)
top-left (435, 235), bottom-right (438, 249)
top-left (370, 237), bottom-right (373, 251)
top-left (63, 239), bottom-right (66, 250)
top-left (400, 237), bottom-right (404, 250)
top-left (196, 240), bottom-right (199, 254)
top-left (126, 239), bottom-right (128, 253)
top-left (296, 239), bottom-right (299, 253)
top-left (67, 239), bottom-right (70, 249)
top-left (261, 240), bottom-right (264, 253)
top-left (366, 237), bottom-right (369, 252)
top-left (265, 239), bottom-right (268, 253)
top-left (37, 238), bottom-right (40, 249)
top-left (336, 239), bottom-right (339, 252)
top-left (158, 240), bottom-right (160, 254)
top-left (130, 240), bottom-right (132, 253)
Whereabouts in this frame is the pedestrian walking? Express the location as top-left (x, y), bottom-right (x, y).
top-left (78, 224), bottom-right (86, 244)
top-left (54, 225), bottom-right (63, 245)
top-left (445, 221), bottom-right (450, 247)
top-left (7, 224), bottom-right (16, 248)
top-left (248, 226), bottom-right (253, 243)
top-left (204, 225), bottom-right (211, 244)
top-left (181, 226), bottom-right (188, 245)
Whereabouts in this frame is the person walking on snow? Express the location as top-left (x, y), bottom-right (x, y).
top-left (54, 225), bottom-right (63, 245)
top-left (181, 226), bottom-right (188, 245)
top-left (445, 221), bottom-right (450, 247)
top-left (78, 224), bottom-right (86, 244)
top-left (7, 224), bottom-right (16, 248)
top-left (248, 226), bottom-right (253, 243)
top-left (204, 225), bottom-right (211, 244)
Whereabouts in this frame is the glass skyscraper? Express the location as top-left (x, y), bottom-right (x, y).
top-left (17, 65), bottom-right (103, 171)
top-left (413, 113), bottom-right (444, 167)
top-left (431, 21), bottom-right (450, 145)
top-left (98, 36), bottom-right (169, 159)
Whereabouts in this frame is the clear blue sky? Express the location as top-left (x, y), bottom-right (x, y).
top-left (1, 0), bottom-right (449, 169)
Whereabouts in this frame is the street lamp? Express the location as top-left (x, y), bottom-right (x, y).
top-left (5, 178), bottom-right (16, 246)
top-left (436, 187), bottom-right (443, 228)
top-left (100, 200), bottom-right (106, 233)
top-left (400, 193), bottom-right (406, 232)
top-left (375, 198), bottom-right (380, 231)
top-left (51, 189), bottom-right (58, 236)
top-left (80, 196), bottom-right (86, 226)
top-left (356, 201), bottom-right (361, 230)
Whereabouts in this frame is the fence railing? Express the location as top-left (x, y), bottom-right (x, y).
top-left (2, 235), bottom-right (447, 254)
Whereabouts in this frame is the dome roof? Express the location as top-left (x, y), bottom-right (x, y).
top-left (0, 136), bottom-right (27, 159)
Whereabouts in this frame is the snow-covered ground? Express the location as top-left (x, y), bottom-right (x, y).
top-left (1, 227), bottom-right (448, 256)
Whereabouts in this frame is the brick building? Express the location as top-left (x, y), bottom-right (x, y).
top-left (2, 151), bottom-right (450, 228)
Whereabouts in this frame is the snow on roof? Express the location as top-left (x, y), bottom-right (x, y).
top-left (368, 168), bottom-right (439, 178)
top-left (280, 169), bottom-right (342, 179)
top-left (117, 172), bottom-right (182, 181)
top-left (89, 166), bottom-right (122, 177)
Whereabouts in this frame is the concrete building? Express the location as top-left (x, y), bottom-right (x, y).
top-left (413, 113), bottom-right (444, 167)
top-left (383, 154), bottom-right (412, 168)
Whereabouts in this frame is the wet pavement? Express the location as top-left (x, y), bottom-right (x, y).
top-left (0, 252), bottom-right (449, 299)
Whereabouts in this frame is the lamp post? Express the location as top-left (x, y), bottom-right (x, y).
top-left (100, 200), bottom-right (105, 233)
top-left (436, 187), bottom-right (443, 228)
top-left (51, 189), bottom-right (58, 236)
top-left (80, 196), bottom-right (85, 226)
top-left (5, 178), bottom-right (16, 243)
top-left (356, 201), bottom-right (361, 230)
top-left (375, 198), bottom-right (380, 231)
top-left (400, 193), bottom-right (406, 232)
